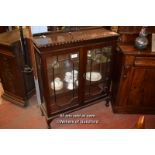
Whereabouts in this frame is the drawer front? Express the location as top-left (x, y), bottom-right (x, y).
top-left (135, 57), bottom-right (155, 67)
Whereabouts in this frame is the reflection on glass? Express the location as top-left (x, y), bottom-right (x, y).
top-left (52, 60), bottom-right (60, 69)
top-left (87, 50), bottom-right (96, 60)
top-left (85, 46), bottom-right (112, 100)
top-left (94, 54), bottom-right (107, 63)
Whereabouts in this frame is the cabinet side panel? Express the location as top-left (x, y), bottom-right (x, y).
top-left (112, 48), bottom-right (124, 104)
top-left (0, 52), bottom-right (25, 99)
top-left (114, 55), bottom-right (135, 106)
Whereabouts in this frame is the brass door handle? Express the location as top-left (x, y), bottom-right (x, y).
top-left (23, 66), bottom-right (33, 73)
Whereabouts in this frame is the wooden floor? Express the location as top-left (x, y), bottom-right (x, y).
top-left (1, 82), bottom-right (155, 129)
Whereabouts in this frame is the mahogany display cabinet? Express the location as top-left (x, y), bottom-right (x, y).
top-left (0, 29), bottom-right (35, 106)
top-left (33, 27), bottom-right (119, 128)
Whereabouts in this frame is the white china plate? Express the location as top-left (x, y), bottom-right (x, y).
top-left (51, 81), bottom-right (63, 91)
top-left (86, 72), bottom-right (102, 81)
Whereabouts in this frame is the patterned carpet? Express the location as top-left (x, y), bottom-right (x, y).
top-left (0, 82), bottom-right (155, 129)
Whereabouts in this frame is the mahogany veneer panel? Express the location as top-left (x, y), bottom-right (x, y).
top-left (112, 44), bottom-right (155, 114)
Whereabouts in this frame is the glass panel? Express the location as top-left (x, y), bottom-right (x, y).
top-left (84, 46), bottom-right (112, 100)
top-left (46, 52), bottom-right (79, 111)
top-left (35, 51), bottom-right (44, 104)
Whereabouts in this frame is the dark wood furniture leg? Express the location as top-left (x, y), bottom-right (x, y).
top-left (47, 119), bottom-right (52, 129)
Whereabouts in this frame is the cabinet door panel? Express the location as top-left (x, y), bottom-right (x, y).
top-left (0, 54), bottom-right (25, 98)
top-left (127, 68), bottom-right (145, 106)
top-left (127, 67), bottom-right (155, 107)
top-left (46, 51), bottom-right (80, 113)
top-left (143, 69), bottom-right (155, 106)
top-left (84, 46), bottom-right (112, 101)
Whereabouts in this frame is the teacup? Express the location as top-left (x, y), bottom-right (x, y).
top-left (54, 77), bottom-right (61, 82)
top-left (65, 72), bottom-right (72, 77)
top-left (67, 82), bottom-right (74, 90)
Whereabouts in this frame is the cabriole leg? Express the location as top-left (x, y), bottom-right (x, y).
top-left (47, 120), bottom-right (52, 129)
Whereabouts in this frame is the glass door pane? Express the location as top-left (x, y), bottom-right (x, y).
top-left (46, 51), bottom-right (79, 113)
top-left (84, 46), bottom-right (112, 101)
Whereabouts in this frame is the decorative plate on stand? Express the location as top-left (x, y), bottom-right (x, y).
top-left (86, 72), bottom-right (102, 81)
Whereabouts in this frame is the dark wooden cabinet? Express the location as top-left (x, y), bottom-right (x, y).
top-left (33, 27), bottom-right (119, 128)
top-left (112, 44), bottom-right (155, 114)
top-left (0, 26), bottom-right (8, 33)
top-left (0, 29), bottom-right (35, 106)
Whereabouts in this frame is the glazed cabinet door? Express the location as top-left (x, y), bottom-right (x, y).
top-left (83, 45), bottom-right (113, 103)
top-left (45, 50), bottom-right (80, 114)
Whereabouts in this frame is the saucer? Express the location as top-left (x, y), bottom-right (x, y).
top-left (86, 72), bottom-right (102, 81)
top-left (51, 80), bottom-right (63, 91)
